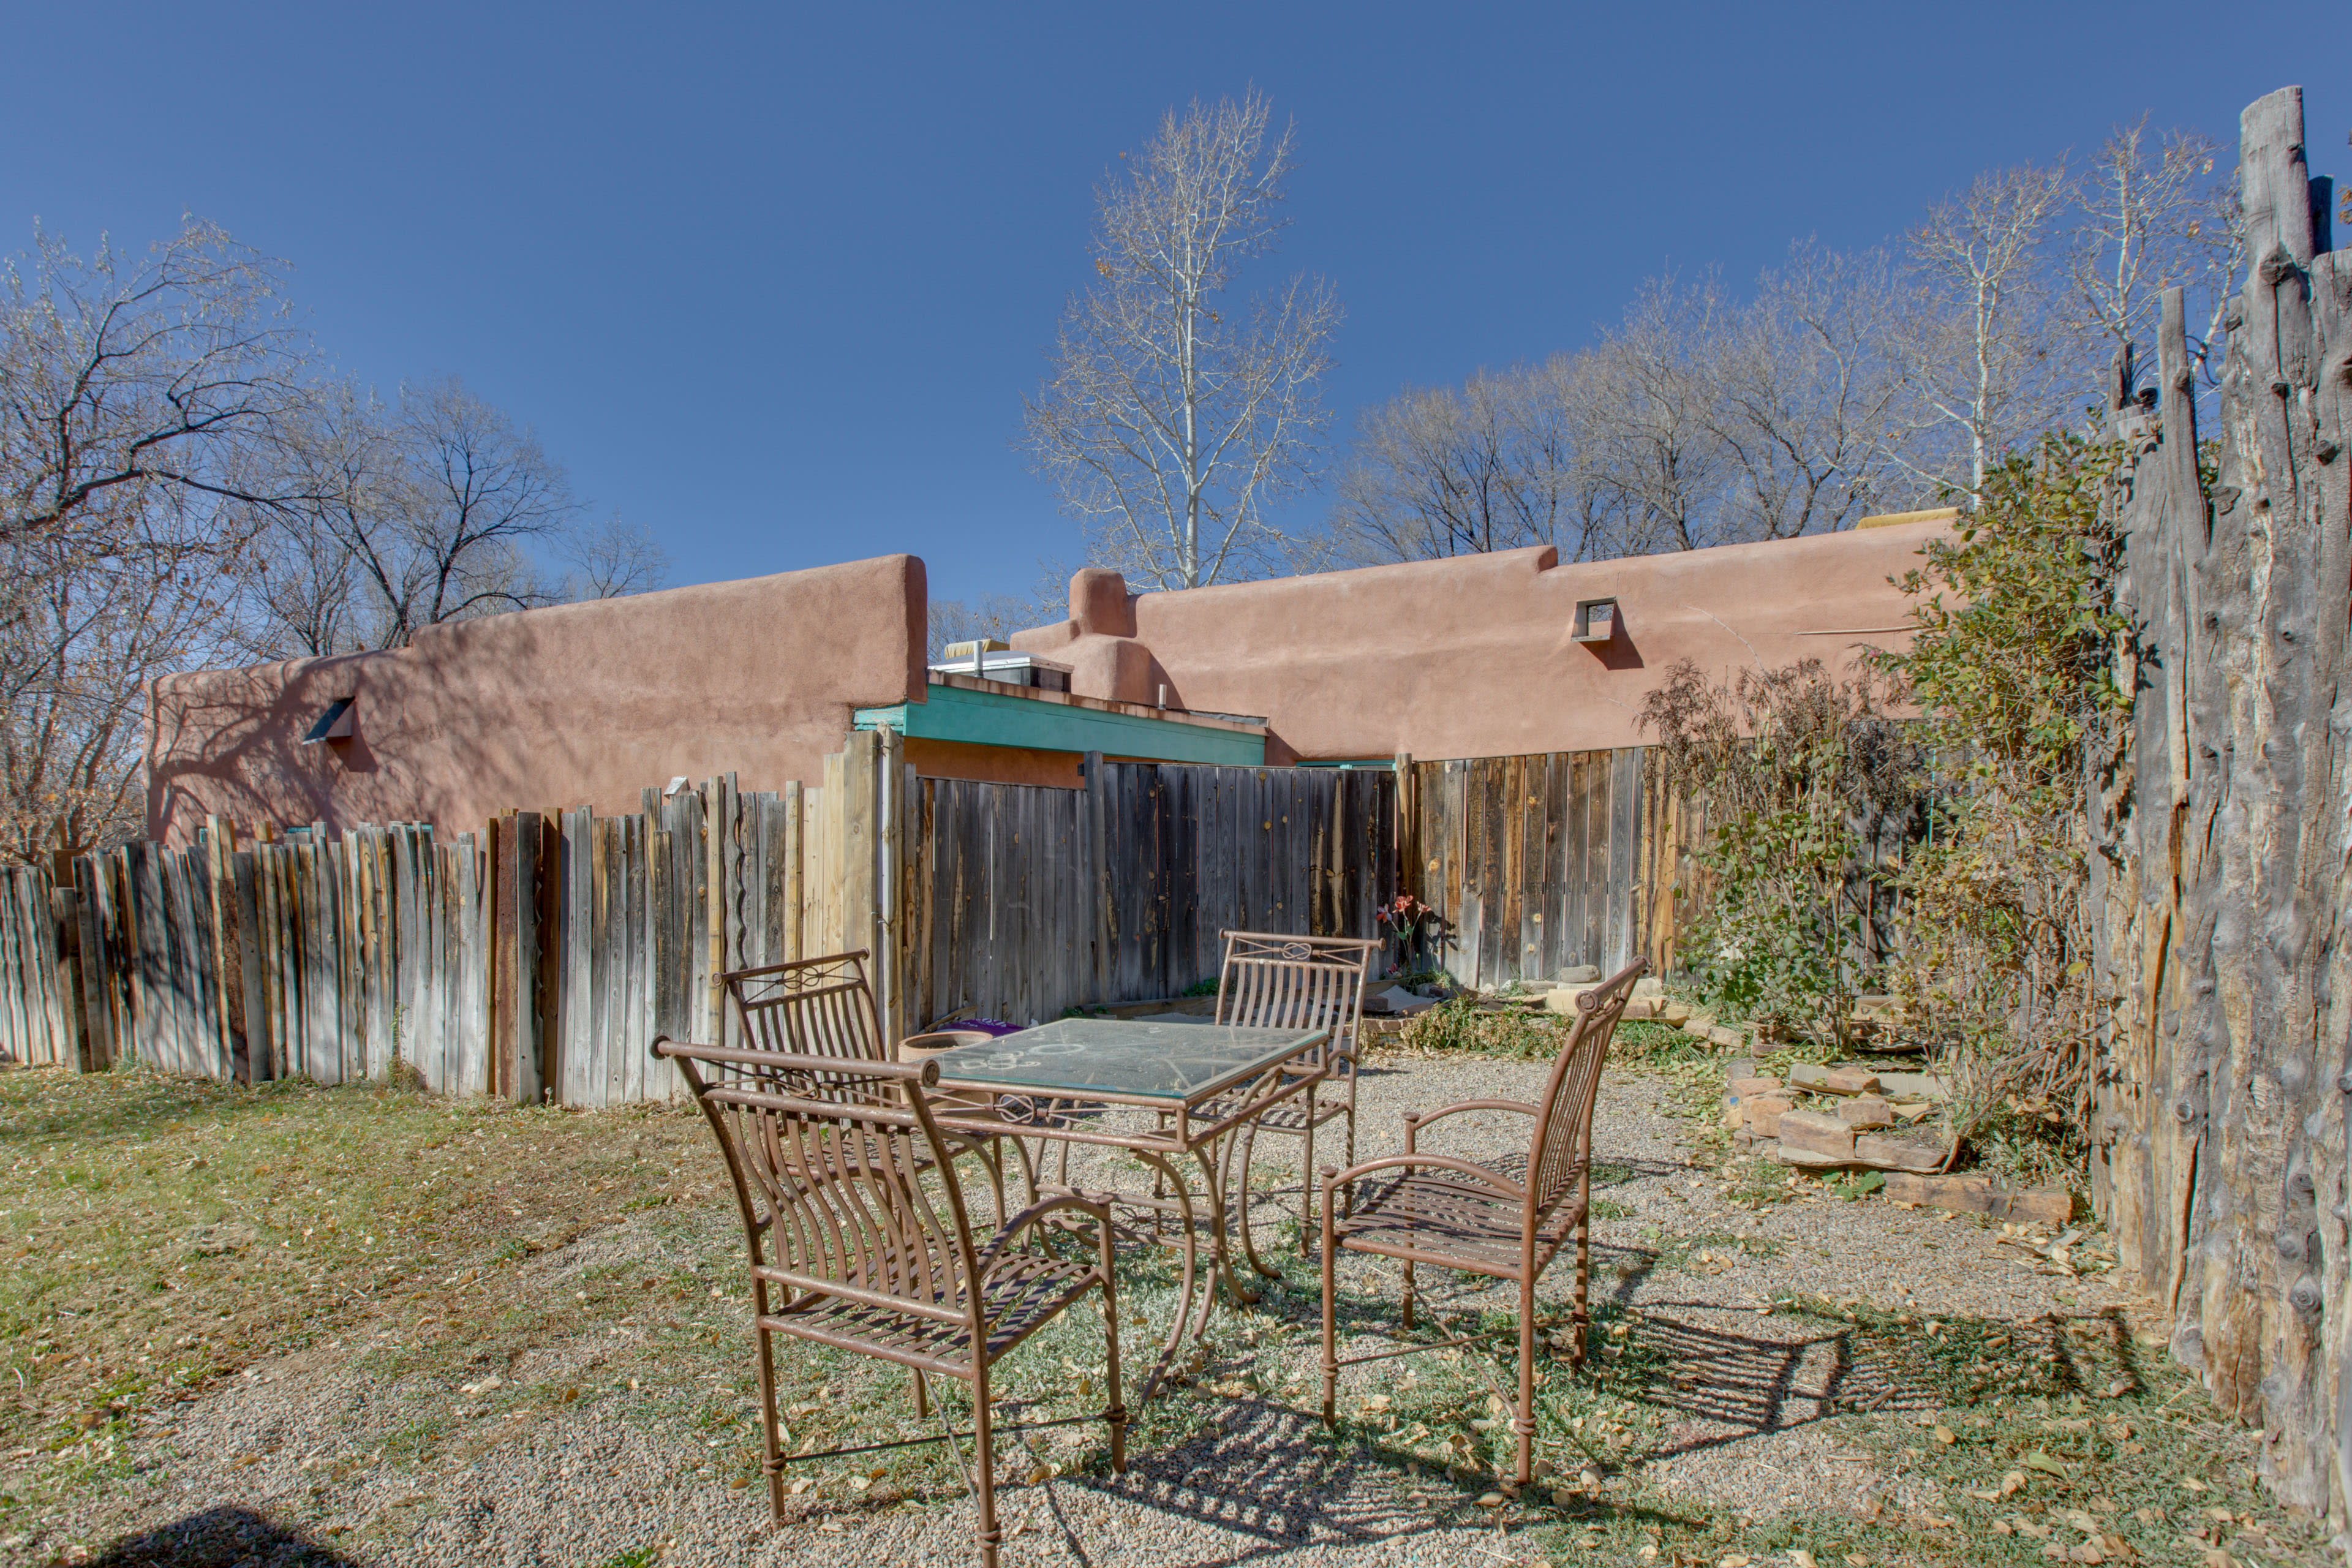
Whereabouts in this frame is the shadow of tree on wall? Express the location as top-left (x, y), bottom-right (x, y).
top-left (81, 1506), bottom-right (363, 1567)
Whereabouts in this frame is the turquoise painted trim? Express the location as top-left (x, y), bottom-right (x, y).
top-left (854, 682), bottom-right (1265, 766)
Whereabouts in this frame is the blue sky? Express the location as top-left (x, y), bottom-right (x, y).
top-left (2, 3), bottom-right (2339, 606)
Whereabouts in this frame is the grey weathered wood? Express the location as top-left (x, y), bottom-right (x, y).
top-left (72, 859), bottom-right (111, 1071)
top-left (2089, 85), bottom-right (2352, 1521)
top-left (230, 852), bottom-right (265, 1082)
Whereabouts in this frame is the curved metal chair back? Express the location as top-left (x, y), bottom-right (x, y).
top-left (1213, 930), bottom-right (1378, 1242)
top-left (724, 949), bottom-right (884, 1061)
top-left (1527, 965), bottom-right (1642, 1219)
top-left (1213, 931), bottom-right (1375, 1066)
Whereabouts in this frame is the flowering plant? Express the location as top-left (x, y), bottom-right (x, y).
top-left (1374, 892), bottom-right (1431, 937)
top-left (1374, 893), bottom-right (1434, 976)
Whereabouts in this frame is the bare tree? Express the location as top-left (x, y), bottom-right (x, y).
top-left (244, 377), bottom-right (578, 654)
top-left (1328, 356), bottom-right (1621, 564)
top-left (238, 508), bottom-right (365, 658)
top-left (1581, 277), bottom-right (1730, 551)
top-left (926, 594), bottom-right (1041, 662)
top-left (556, 512), bottom-right (669, 601)
top-left (0, 527), bottom-right (225, 858)
top-left (380, 378), bottom-right (576, 636)
top-left (2066, 118), bottom-right (2239, 396)
top-left (1891, 162), bottom-right (2074, 499)
top-left (0, 217), bottom-right (315, 859)
top-left (1706, 241), bottom-right (1913, 536)
top-left (0, 217), bottom-right (315, 556)
top-left (1025, 89), bottom-right (1341, 589)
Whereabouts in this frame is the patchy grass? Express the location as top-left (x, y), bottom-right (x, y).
top-left (0, 1067), bottom-right (714, 1444)
top-left (1, 1064), bottom-right (2333, 1568)
top-left (1313, 1284), bottom-right (2334, 1567)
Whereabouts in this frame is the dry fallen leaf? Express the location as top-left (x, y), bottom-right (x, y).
top-left (1931, 1425), bottom-right (1955, 1445)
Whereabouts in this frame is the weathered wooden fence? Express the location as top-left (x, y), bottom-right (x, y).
top-left (0, 731), bottom-right (911, 1103)
top-left (1403, 748), bottom-right (1695, 991)
top-left (2090, 85), bottom-right (2351, 1525)
top-left (910, 756), bottom-right (1396, 1027)
top-left (0, 736), bottom-right (1714, 1100)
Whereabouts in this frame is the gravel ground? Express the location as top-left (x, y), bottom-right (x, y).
top-left (29, 1049), bottom-right (2147, 1568)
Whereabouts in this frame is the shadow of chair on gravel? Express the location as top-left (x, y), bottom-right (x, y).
top-left (1608, 1303), bottom-right (2153, 1465)
top-left (81, 1506), bottom-right (361, 1567)
top-left (1053, 1396), bottom-right (1455, 1564)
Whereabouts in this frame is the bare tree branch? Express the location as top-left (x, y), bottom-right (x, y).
top-left (1025, 89), bottom-right (1340, 589)
top-left (1890, 162), bottom-right (2074, 499)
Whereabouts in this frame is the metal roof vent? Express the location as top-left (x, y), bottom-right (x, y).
top-left (300, 697), bottom-right (356, 745)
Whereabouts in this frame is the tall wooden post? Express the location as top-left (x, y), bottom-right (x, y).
top-left (2095, 85), bottom-right (2352, 1520)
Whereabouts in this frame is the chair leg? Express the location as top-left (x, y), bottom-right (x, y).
top-left (753, 1284), bottom-right (784, 1524)
top-left (1099, 1223), bottom-right (1128, 1474)
top-left (912, 1367), bottom-right (929, 1421)
top-left (1514, 1276), bottom-right (1537, 1488)
top-left (1571, 1218), bottom-right (1590, 1370)
top-left (1340, 1102), bottom-right (1357, 1218)
top-left (1401, 1256), bottom-right (1417, 1332)
top-left (1319, 1167), bottom-right (1339, 1427)
top-left (974, 1364), bottom-right (1001, 1568)
top-left (1301, 1114), bottom-right (1317, 1237)
top-left (980, 1138), bottom-right (1008, 1225)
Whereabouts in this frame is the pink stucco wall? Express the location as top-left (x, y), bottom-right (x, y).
top-left (1009, 522), bottom-right (1947, 761)
top-left (147, 554), bottom-right (929, 845)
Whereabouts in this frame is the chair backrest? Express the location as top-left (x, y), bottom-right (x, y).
top-left (660, 1040), bottom-right (983, 1318)
top-left (1213, 931), bottom-right (1379, 1064)
top-left (1526, 959), bottom-right (1647, 1218)
top-left (723, 951), bottom-right (885, 1063)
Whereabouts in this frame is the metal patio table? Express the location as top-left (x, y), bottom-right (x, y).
top-left (925, 1017), bottom-right (1329, 1401)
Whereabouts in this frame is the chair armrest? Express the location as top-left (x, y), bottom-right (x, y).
top-left (1400, 1099), bottom-right (1539, 1150)
top-left (1316, 1152), bottom-right (1527, 1202)
top-left (1403, 1098), bottom-right (1540, 1125)
top-left (974, 1192), bottom-right (1113, 1278)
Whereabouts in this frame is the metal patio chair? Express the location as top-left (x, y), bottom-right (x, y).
top-left (655, 1040), bottom-right (1126, 1568)
top-left (722, 949), bottom-right (895, 1066)
top-left (1317, 957), bottom-right (1645, 1489)
top-left (725, 951), bottom-right (1011, 1194)
top-left (1215, 930), bottom-right (1378, 1246)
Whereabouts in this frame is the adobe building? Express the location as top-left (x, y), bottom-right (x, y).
top-left (145, 514), bottom-right (1951, 845)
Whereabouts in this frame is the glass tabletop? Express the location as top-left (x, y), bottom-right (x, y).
top-left (927, 1018), bottom-right (1327, 1105)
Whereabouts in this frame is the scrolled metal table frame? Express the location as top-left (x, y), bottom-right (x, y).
top-left (926, 1023), bottom-right (1329, 1403)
